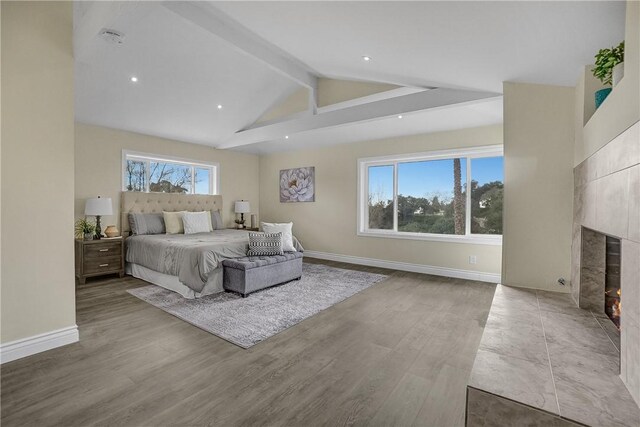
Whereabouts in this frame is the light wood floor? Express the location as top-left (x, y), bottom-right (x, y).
top-left (1, 259), bottom-right (496, 427)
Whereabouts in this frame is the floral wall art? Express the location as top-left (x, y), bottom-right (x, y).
top-left (280, 167), bottom-right (315, 203)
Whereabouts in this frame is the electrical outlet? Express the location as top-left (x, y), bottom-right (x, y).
top-left (469, 255), bottom-right (477, 265)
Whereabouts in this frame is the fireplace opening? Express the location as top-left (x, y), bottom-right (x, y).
top-left (604, 236), bottom-right (621, 330)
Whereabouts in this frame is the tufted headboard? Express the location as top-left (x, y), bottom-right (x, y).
top-left (121, 192), bottom-right (223, 234)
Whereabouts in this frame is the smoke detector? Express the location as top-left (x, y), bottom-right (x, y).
top-left (99, 28), bottom-right (125, 45)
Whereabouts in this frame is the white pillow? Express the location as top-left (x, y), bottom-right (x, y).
top-left (163, 211), bottom-right (187, 234)
top-left (261, 222), bottom-right (296, 252)
top-left (183, 211), bottom-right (212, 234)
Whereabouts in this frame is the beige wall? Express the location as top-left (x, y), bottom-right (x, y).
top-left (256, 78), bottom-right (403, 125)
top-left (75, 123), bottom-right (260, 230)
top-left (317, 78), bottom-right (399, 107)
top-left (1, 2), bottom-right (76, 342)
top-left (577, 0), bottom-right (640, 165)
top-left (259, 125), bottom-right (503, 276)
top-left (0, 0), bottom-right (3, 331)
top-left (502, 82), bottom-right (575, 292)
top-left (573, 66), bottom-right (606, 165)
top-left (256, 88), bottom-right (309, 124)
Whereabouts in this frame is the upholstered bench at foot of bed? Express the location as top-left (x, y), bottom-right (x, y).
top-left (222, 252), bottom-right (303, 297)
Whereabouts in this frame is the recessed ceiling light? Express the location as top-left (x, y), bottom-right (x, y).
top-left (217, 104), bottom-right (223, 109)
top-left (130, 76), bottom-right (138, 82)
top-left (398, 115), bottom-right (403, 119)
top-left (285, 135), bottom-right (289, 139)
top-left (362, 56), bottom-right (371, 62)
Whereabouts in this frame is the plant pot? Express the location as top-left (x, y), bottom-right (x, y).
top-left (83, 233), bottom-right (94, 241)
top-left (612, 62), bottom-right (624, 87)
top-left (595, 88), bottom-right (612, 109)
top-left (104, 225), bottom-right (119, 238)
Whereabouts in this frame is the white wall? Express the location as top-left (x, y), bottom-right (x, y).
top-left (502, 82), bottom-right (575, 291)
top-left (1, 2), bottom-right (76, 343)
top-left (259, 125), bottom-right (503, 278)
top-left (75, 123), bottom-right (260, 230)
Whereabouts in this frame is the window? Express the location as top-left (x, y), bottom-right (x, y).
top-left (358, 145), bottom-right (503, 244)
top-left (368, 165), bottom-right (394, 230)
top-left (122, 151), bottom-right (219, 195)
top-left (470, 157), bottom-right (504, 235)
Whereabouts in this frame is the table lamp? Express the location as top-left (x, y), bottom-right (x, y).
top-left (85, 196), bottom-right (113, 240)
top-left (234, 200), bottom-right (250, 229)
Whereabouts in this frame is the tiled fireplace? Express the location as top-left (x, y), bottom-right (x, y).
top-left (466, 121), bottom-right (639, 426)
top-left (572, 121), bottom-right (640, 406)
top-left (604, 236), bottom-right (622, 330)
top-left (579, 228), bottom-right (622, 349)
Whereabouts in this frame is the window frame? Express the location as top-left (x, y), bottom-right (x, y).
top-left (357, 145), bottom-right (503, 246)
top-left (122, 150), bottom-right (220, 195)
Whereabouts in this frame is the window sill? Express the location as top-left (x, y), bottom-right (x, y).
top-left (357, 230), bottom-right (503, 246)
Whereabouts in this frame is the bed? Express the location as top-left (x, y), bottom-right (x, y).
top-left (121, 192), bottom-right (302, 299)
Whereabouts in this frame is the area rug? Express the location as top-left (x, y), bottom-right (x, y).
top-left (127, 263), bottom-right (387, 348)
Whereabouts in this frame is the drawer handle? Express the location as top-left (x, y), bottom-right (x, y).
top-left (99, 249), bottom-right (109, 252)
top-left (99, 263), bottom-right (109, 267)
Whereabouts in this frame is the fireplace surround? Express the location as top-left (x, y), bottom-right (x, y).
top-left (605, 236), bottom-right (622, 330)
top-left (571, 121), bottom-right (640, 406)
top-left (579, 228), bottom-right (622, 350)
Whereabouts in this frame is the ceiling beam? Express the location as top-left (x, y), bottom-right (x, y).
top-left (162, 1), bottom-right (317, 89)
top-left (243, 86), bottom-right (426, 131)
top-left (317, 87), bottom-right (426, 114)
top-left (217, 88), bottom-right (501, 149)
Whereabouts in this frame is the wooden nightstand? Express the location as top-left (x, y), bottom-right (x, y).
top-left (75, 238), bottom-right (124, 284)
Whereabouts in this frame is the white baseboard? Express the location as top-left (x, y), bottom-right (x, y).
top-left (0, 325), bottom-right (79, 364)
top-left (304, 250), bottom-right (501, 284)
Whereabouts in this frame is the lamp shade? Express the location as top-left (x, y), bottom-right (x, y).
top-left (234, 200), bottom-right (251, 214)
top-left (85, 197), bottom-right (113, 216)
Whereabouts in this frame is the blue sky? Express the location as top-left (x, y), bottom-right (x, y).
top-left (195, 168), bottom-right (210, 194)
top-left (368, 157), bottom-right (503, 202)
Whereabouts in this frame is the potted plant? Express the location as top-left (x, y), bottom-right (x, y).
top-left (75, 218), bottom-right (96, 241)
top-left (591, 41), bottom-right (624, 108)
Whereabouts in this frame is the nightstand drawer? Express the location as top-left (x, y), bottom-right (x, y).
top-left (84, 242), bottom-right (121, 258)
top-left (83, 256), bottom-right (122, 274)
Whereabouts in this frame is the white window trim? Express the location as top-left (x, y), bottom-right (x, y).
top-left (357, 145), bottom-right (503, 246)
top-left (122, 150), bottom-right (220, 195)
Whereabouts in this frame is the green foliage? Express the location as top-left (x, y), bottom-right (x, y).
top-left (368, 180), bottom-right (504, 235)
top-left (75, 218), bottom-right (96, 238)
top-left (592, 41), bottom-right (624, 86)
top-left (368, 198), bottom-right (394, 230)
top-left (471, 181), bottom-right (504, 234)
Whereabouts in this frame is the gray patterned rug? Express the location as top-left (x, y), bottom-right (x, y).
top-left (127, 263), bottom-right (387, 348)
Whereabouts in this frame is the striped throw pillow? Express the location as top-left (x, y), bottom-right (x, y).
top-left (247, 232), bottom-right (284, 256)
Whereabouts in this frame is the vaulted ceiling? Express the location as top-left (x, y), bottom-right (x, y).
top-left (74, 2), bottom-right (300, 146)
top-left (215, 1), bottom-right (626, 92)
top-left (74, 1), bottom-right (625, 153)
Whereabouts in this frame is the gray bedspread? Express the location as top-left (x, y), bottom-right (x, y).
top-left (125, 230), bottom-right (303, 293)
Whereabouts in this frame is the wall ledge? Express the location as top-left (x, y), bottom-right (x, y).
top-left (304, 250), bottom-right (501, 283)
top-left (0, 325), bottom-right (79, 364)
